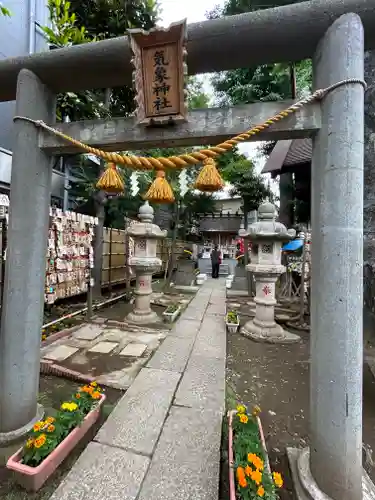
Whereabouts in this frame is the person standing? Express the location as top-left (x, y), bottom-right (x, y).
top-left (211, 245), bottom-right (221, 279)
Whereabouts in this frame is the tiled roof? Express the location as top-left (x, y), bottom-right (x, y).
top-left (199, 215), bottom-right (242, 233)
top-left (262, 139), bottom-right (312, 174)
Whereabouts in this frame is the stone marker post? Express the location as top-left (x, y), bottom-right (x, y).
top-left (289, 13), bottom-right (369, 500)
top-left (0, 70), bottom-right (55, 442)
top-left (126, 202), bottom-right (167, 324)
top-left (240, 201), bottom-right (299, 344)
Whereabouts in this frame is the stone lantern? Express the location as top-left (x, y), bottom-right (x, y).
top-left (241, 201), bottom-right (300, 343)
top-left (126, 201), bottom-right (167, 324)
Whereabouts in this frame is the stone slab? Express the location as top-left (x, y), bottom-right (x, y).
top-left (227, 290), bottom-right (248, 297)
top-left (181, 307), bottom-right (207, 321)
top-left (174, 354), bottom-right (225, 411)
top-left (43, 345), bottom-right (78, 361)
top-left (120, 343), bottom-right (147, 357)
top-left (49, 442), bottom-right (149, 500)
top-left (169, 319), bottom-right (201, 338)
top-left (88, 341), bottom-right (118, 353)
top-left (147, 336), bottom-right (194, 373)
top-left (287, 447), bottom-right (375, 500)
top-left (73, 324), bottom-right (103, 341)
top-left (96, 368), bottom-right (180, 456)
top-left (137, 406), bottom-right (222, 500)
top-left (192, 317), bottom-right (226, 360)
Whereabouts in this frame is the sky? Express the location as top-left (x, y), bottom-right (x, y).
top-left (158, 0), bottom-right (270, 200)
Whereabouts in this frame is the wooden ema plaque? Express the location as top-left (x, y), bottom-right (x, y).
top-left (129, 20), bottom-right (188, 126)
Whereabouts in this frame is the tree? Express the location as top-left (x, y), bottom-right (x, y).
top-left (221, 157), bottom-right (272, 225)
top-left (42, 0), bottom-right (160, 296)
top-left (208, 0), bottom-right (312, 155)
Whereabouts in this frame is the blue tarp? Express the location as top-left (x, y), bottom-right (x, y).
top-left (282, 239), bottom-right (304, 252)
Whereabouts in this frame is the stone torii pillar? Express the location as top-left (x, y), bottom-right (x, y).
top-left (288, 13), bottom-right (374, 500)
top-left (0, 70), bottom-right (55, 442)
top-left (126, 202), bottom-right (166, 324)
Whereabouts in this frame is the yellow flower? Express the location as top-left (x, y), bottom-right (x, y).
top-left (47, 424), bottom-right (55, 433)
top-left (273, 471), bottom-right (283, 488)
top-left (251, 468), bottom-right (262, 486)
top-left (41, 334), bottom-right (47, 341)
top-left (239, 414), bottom-right (249, 424)
top-left (257, 485), bottom-right (265, 497)
top-left (26, 438), bottom-right (34, 449)
top-left (252, 405), bottom-right (261, 417)
top-left (90, 381), bottom-right (97, 387)
top-left (61, 402), bottom-right (78, 412)
top-left (33, 421), bottom-right (43, 432)
top-left (34, 434), bottom-right (46, 448)
top-left (236, 404), bottom-right (246, 414)
top-left (45, 416), bottom-right (55, 424)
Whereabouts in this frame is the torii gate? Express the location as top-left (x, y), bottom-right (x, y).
top-left (0, 1), bottom-right (374, 499)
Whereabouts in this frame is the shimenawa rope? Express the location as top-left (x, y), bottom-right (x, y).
top-left (13, 78), bottom-right (367, 200)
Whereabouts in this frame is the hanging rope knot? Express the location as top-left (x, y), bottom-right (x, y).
top-left (194, 157), bottom-right (224, 192)
top-left (144, 169), bottom-right (175, 203)
top-left (96, 162), bottom-right (124, 194)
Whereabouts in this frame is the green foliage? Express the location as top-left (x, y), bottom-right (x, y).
top-left (232, 406), bottom-right (280, 499)
top-left (208, 0), bottom-right (313, 110)
top-left (186, 76), bottom-right (210, 109)
top-left (165, 303), bottom-right (179, 313)
top-left (0, 3), bottom-right (11, 16)
top-left (227, 310), bottom-right (239, 324)
top-left (221, 158), bottom-right (271, 212)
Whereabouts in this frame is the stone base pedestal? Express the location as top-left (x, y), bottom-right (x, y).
top-left (127, 309), bottom-right (159, 325)
top-left (0, 404), bottom-right (44, 445)
top-left (241, 318), bottom-right (300, 344)
top-left (287, 447), bottom-right (375, 500)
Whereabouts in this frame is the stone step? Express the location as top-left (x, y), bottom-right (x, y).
top-left (137, 406), bottom-right (222, 500)
top-left (95, 367), bottom-right (180, 456)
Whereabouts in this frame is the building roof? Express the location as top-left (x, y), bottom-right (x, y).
top-left (199, 215), bottom-right (242, 233)
top-left (262, 139), bottom-right (312, 175)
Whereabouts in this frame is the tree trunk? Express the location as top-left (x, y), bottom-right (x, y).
top-left (92, 89), bottom-right (111, 299)
top-left (165, 201), bottom-right (180, 288)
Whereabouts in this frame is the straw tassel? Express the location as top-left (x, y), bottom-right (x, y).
top-left (144, 170), bottom-right (175, 203)
top-left (194, 158), bottom-right (224, 192)
top-left (96, 162), bottom-right (124, 194)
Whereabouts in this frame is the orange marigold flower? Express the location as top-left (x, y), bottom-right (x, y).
top-left (236, 466), bottom-right (246, 481)
top-left (239, 414), bottom-right (249, 424)
top-left (47, 425), bottom-right (55, 433)
top-left (34, 434), bottom-right (46, 448)
top-left (245, 465), bottom-right (253, 477)
top-left (75, 393), bottom-right (81, 399)
top-left (273, 471), bottom-right (283, 488)
top-left (251, 468), bottom-right (262, 486)
top-left (33, 421), bottom-right (43, 432)
top-left (92, 391), bottom-right (101, 400)
top-left (239, 477), bottom-right (247, 488)
top-left (257, 485), bottom-right (265, 497)
top-left (45, 416), bottom-right (55, 424)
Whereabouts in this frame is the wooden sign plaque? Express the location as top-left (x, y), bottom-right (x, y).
top-left (129, 20), bottom-right (188, 126)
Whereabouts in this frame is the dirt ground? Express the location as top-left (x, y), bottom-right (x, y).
top-left (225, 312), bottom-right (375, 499)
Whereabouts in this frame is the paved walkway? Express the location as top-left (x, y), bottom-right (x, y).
top-left (50, 279), bottom-right (226, 500)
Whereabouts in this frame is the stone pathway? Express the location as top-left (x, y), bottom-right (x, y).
top-left (49, 279), bottom-right (226, 500)
top-left (41, 292), bottom-right (193, 390)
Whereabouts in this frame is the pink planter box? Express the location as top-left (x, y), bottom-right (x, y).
top-left (7, 394), bottom-right (106, 492)
top-left (228, 409), bottom-right (270, 500)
